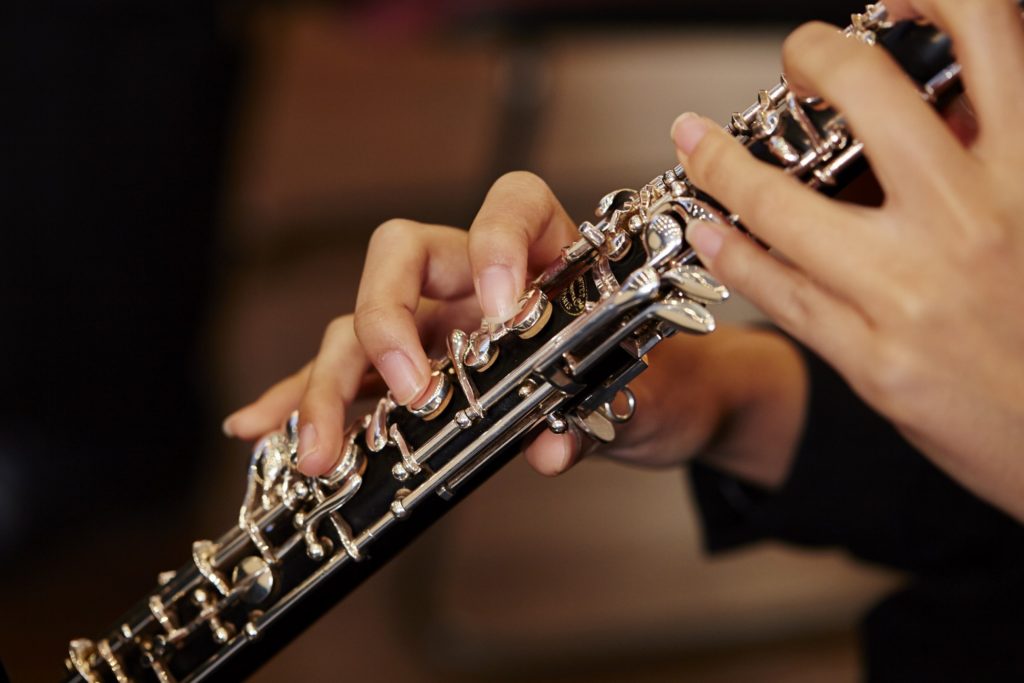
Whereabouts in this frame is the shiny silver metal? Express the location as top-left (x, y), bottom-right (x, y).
top-left (663, 264), bottom-right (729, 305)
top-left (97, 639), bottom-right (130, 683)
top-left (66, 7), bottom-right (964, 679)
top-left (230, 556), bottom-right (275, 605)
top-left (447, 329), bottom-right (485, 424)
top-left (191, 540), bottom-right (231, 598)
top-left (508, 288), bottom-right (552, 338)
top-left (366, 396), bottom-right (392, 452)
top-left (598, 387), bottom-right (637, 424)
top-left (570, 410), bottom-right (616, 444)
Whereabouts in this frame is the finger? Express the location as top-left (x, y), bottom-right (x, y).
top-left (296, 315), bottom-right (371, 476)
top-left (885, 0), bottom-right (1024, 139)
top-left (468, 171), bottom-right (578, 322)
top-left (523, 428), bottom-right (582, 477)
top-left (781, 22), bottom-right (976, 196)
top-left (671, 113), bottom-right (876, 297)
top-left (223, 362), bottom-right (312, 439)
top-left (685, 218), bottom-right (872, 373)
top-left (355, 220), bottom-right (473, 406)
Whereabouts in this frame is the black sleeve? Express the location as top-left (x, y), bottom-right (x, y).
top-left (687, 347), bottom-right (1024, 681)
top-left (689, 347), bottom-right (1024, 573)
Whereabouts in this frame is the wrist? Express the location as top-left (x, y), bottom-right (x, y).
top-left (698, 329), bottom-right (809, 490)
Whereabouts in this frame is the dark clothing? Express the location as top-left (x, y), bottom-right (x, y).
top-left (690, 349), bottom-right (1024, 682)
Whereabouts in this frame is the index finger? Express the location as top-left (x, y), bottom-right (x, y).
top-left (468, 171), bottom-right (578, 323)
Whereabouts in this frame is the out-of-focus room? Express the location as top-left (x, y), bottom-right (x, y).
top-left (3, 2), bottom-right (903, 681)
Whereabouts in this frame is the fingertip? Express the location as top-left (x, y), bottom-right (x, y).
top-left (378, 349), bottom-right (430, 406)
top-left (295, 421), bottom-right (334, 477)
top-left (475, 264), bottom-right (519, 323)
top-left (671, 112), bottom-right (710, 159)
top-left (222, 414), bottom-right (237, 438)
top-left (524, 429), bottom-right (580, 477)
top-left (222, 405), bottom-right (274, 441)
top-left (685, 220), bottom-right (727, 266)
top-left (296, 447), bottom-right (333, 477)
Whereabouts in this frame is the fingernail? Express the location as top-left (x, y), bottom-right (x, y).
top-left (477, 265), bottom-right (519, 323)
top-left (686, 220), bottom-right (725, 262)
top-left (221, 415), bottom-right (236, 437)
top-left (671, 112), bottom-right (708, 157)
top-left (297, 422), bottom-right (319, 469)
top-left (379, 350), bottom-right (427, 405)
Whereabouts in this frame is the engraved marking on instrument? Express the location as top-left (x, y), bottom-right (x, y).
top-left (559, 274), bottom-right (589, 317)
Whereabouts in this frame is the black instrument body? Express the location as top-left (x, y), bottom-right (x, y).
top-left (61, 9), bottom-right (983, 682)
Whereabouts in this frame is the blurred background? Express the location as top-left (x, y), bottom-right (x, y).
top-left (2, 1), bottom-right (903, 681)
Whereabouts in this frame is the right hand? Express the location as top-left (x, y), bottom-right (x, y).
top-left (223, 171), bottom-right (808, 488)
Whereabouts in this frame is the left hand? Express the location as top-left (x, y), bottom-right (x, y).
top-left (670, 0), bottom-right (1024, 521)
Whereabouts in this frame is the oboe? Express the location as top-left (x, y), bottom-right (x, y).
top-left (62, 5), bottom-right (975, 681)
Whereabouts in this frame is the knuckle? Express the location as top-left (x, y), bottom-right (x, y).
top-left (368, 218), bottom-right (418, 253)
top-left (862, 339), bottom-right (919, 408)
top-left (352, 301), bottom-right (395, 345)
top-left (323, 315), bottom-right (353, 344)
top-left (494, 170), bottom-right (550, 196)
top-left (782, 22), bottom-right (829, 69)
top-left (774, 280), bottom-right (819, 331)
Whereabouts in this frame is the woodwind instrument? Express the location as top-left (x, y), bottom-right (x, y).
top-left (62, 5), bottom-right (981, 681)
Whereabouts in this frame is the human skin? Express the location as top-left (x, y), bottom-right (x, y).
top-left (675, 0), bottom-right (1024, 521)
top-left (221, 175), bottom-right (809, 490)
top-left (224, 0), bottom-right (1024, 518)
